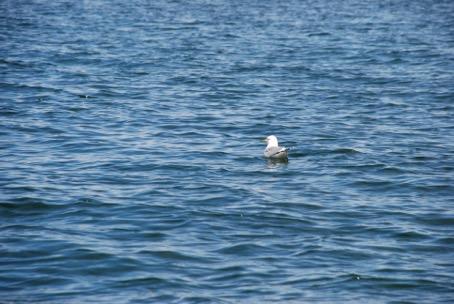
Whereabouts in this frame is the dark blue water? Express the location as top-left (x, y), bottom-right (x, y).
top-left (1, 0), bottom-right (454, 302)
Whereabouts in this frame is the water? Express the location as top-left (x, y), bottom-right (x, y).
top-left (1, 0), bottom-right (453, 302)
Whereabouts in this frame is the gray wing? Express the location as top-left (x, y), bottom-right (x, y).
top-left (264, 146), bottom-right (289, 158)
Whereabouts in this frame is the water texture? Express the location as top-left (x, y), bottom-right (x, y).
top-left (1, 0), bottom-right (453, 303)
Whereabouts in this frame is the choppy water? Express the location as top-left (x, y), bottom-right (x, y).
top-left (1, 0), bottom-right (454, 303)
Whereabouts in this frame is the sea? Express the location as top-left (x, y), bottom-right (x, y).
top-left (1, 0), bottom-right (453, 303)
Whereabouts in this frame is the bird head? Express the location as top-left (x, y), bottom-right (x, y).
top-left (265, 135), bottom-right (278, 147)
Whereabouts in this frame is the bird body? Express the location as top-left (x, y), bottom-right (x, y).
top-left (264, 135), bottom-right (288, 159)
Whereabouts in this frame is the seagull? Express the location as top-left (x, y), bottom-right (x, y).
top-left (264, 135), bottom-right (289, 159)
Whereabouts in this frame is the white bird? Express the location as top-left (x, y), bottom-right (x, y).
top-left (264, 135), bottom-right (289, 159)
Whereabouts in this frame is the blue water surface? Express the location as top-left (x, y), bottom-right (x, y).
top-left (1, 0), bottom-right (454, 303)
